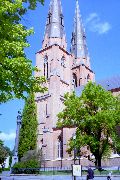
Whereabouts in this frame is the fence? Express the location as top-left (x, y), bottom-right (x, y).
top-left (11, 166), bottom-right (120, 175)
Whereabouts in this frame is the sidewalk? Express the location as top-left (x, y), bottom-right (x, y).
top-left (0, 175), bottom-right (120, 180)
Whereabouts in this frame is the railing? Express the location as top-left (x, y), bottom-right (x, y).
top-left (40, 166), bottom-right (72, 171)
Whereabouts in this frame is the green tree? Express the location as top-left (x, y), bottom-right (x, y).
top-left (0, 0), bottom-right (46, 103)
top-left (21, 150), bottom-right (40, 162)
top-left (18, 93), bottom-right (38, 160)
top-left (3, 146), bottom-right (13, 167)
top-left (22, 0), bottom-right (44, 9)
top-left (57, 82), bottom-right (120, 169)
top-left (21, 149), bottom-right (43, 166)
top-left (0, 139), bottom-right (10, 165)
top-left (111, 94), bottom-right (120, 155)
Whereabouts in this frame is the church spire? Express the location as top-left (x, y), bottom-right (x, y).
top-left (71, 0), bottom-right (90, 67)
top-left (43, 0), bottom-right (67, 49)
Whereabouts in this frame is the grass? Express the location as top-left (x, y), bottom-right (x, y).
top-left (38, 170), bottom-right (120, 176)
top-left (39, 170), bottom-right (71, 176)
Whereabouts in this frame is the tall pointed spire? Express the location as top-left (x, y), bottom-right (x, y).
top-left (43, 0), bottom-right (67, 49)
top-left (71, 0), bottom-right (90, 67)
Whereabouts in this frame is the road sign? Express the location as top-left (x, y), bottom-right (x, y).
top-left (73, 165), bottom-right (82, 177)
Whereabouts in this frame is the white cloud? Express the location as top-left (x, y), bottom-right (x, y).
top-left (86, 13), bottom-right (111, 34)
top-left (91, 22), bottom-right (111, 34)
top-left (0, 132), bottom-right (16, 141)
top-left (86, 13), bottom-right (98, 23)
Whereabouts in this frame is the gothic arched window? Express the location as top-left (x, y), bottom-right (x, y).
top-left (47, 13), bottom-right (51, 24)
top-left (87, 74), bottom-right (90, 82)
top-left (79, 79), bottom-right (81, 86)
top-left (58, 141), bottom-right (61, 158)
top-left (57, 134), bottom-right (63, 159)
top-left (61, 56), bottom-right (65, 67)
top-left (71, 32), bottom-right (75, 45)
top-left (44, 55), bottom-right (48, 78)
top-left (60, 14), bottom-right (63, 26)
top-left (73, 73), bottom-right (77, 87)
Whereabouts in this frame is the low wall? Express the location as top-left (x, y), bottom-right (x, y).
top-left (41, 157), bottom-right (120, 168)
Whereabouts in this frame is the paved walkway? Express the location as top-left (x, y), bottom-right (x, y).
top-left (0, 175), bottom-right (120, 180)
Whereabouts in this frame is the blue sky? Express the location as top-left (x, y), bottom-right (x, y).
top-left (0, 0), bottom-right (120, 150)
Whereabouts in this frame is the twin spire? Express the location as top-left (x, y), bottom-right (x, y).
top-left (43, 0), bottom-right (90, 67)
top-left (43, 0), bottom-right (66, 48)
top-left (48, 0), bottom-right (65, 38)
top-left (71, 1), bottom-right (88, 58)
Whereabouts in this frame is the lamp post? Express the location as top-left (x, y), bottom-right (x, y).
top-left (43, 154), bottom-right (45, 171)
top-left (73, 134), bottom-right (76, 164)
top-left (60, 127), bottom-right (63, 169)
top-left (73, 134), bottom-right (76, 180)
top-left (72, 134), bottom-right (82, 180)
top-left (11, 111), bottom-right (22, 167)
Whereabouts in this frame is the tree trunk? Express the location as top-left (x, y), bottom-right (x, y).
top-left (95, 155), bottom-right (102, 170)
top-left (98, 156), bottom-right (102, 171)
top-left (95, 158), bottom-right (97, 167)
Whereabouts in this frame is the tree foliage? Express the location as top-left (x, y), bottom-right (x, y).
top-left (0, 139), bottom-right (12, 165)
top-left (57, 82), bottom-right (120, 168)
top-left (23, 0), bottom-right (44, 9)
top-left (0, 0), bottom-right (46, 103)
top-left (13, 149), bottom-right (42, 174)
top-left (13, 159), bottom-right (39, 168)
top-left (18, 93), bottom-right (38, 160)
top-left (21, 149), bottom-right (42, 165)
top-left (12, 159), bottom-right (39, 174)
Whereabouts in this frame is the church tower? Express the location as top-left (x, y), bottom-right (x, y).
top-left (35, 0), bottom-right (73, 167)
top-left (71, 0), bottom-right (95, 87)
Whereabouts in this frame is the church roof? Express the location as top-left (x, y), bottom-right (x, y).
top-left (75, 76), bottom-right (120, 97)
top-left (37, 43), bottom-right (71, 55)
top-left (97, 75), bottom-right (120, 91)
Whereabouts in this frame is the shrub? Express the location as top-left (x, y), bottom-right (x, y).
top-left (12, 159), bottom-right (40, 174)
top-left (0, 168), bottom-right (2, 173)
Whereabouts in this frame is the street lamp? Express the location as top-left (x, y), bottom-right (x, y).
top-left (72, 134), bottom-right (82, 180)
top-left (60, 128), bottom-right (63, 169)
top-left (73, 134), bottom-right (76, 180)
top-left (73, 134), bottom-right (76, 165)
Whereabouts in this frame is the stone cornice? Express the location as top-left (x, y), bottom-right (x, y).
top-left (53, 126), bottom-right (76, 131)
top-left (60, 79), bottom-right (69, 86)
top-left (36, 94), bottom-right (51, 102)
top-left (36, 44), bottom-right (72, 56)
top-left (72, 63), bottom-right (94, 74)
top-left (36, 45), bottom-right (52, 54)
top-left (110, 87), bottom-right (120, 93)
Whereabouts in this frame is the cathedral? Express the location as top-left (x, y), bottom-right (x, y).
top-left (35, 0), bottom-right (120, 167)
top-left (35, 0), bottom-right (94, 167)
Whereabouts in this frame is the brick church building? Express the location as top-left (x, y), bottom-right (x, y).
top-left (35, 0), bottom-right (120, 167)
